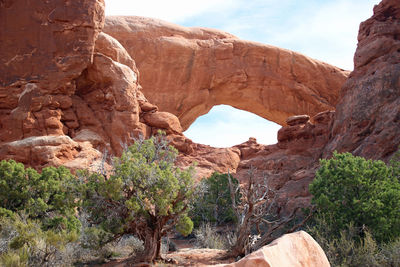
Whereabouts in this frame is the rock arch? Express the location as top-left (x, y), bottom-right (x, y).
top-left (104, 16), bottom-right (349, 130)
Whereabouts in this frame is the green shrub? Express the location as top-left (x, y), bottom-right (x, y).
top-left (0, 160), bottom-right (82, 266)
top-left (309, 152), bottom-right (400, 243)
top-left (308, 216), bottom-right (400, 267)
top-left (190, 172), bottom-right (240, 226)
top-left (0, 214), bottom-right (78, 266)
top-left (0, 160), bottom-right (81, 233)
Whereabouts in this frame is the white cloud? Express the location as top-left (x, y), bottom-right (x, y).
top-left (193, 0), bottom-right (379, 70)
top-left (105, 0), bottom-right (240, 22)
top-left (262, 0), bottom-right (381, 69)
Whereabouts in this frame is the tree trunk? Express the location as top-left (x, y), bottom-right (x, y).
top-left (229, 214), bottom-right (252, 257)
top-left (132, 227), bottom-right (162, 263)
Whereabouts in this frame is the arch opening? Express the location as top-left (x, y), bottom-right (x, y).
top-left (183, 105), bottom-right (281, 148)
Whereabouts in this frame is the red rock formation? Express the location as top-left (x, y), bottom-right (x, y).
top-left (0, 0), bottom-right (105, 142)
top-left (324, 0), bottom-right (400, 160)
top-left (1, 0), bottom-right (399, 220)
top-left (0, 0), bottom-right (106, 169)
top-left (217, 231), bottom-right (330, 267)
top-left (233, 111), bottom-right (334, 213)
top-left (0, 0), bottom-right (189, 170)
top-left (175, 141), bottom-right (241, 179)
top-left (232, 0), bottom-right (400, 214)
top-left (103, 16), bottom-right (349, 130)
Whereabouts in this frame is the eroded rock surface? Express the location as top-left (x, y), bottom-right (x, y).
top-left (0, 0), bottom-right (107, 169)
top-left (0, 0), bottom-right (187, 170)
top-left (103, 16), bottom-right (349, 130)
top-left (217, 231), bottom-right (330, 267)
top-left (233, 111), bottom-right (334, 213)
top-left (324, 0), bottom-right (400, 160)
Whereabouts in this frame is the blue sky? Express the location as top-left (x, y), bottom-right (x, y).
top-left (106, 0), bottom-right (380, 147)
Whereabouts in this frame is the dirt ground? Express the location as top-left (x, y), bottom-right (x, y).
top-left (100, 236), bottom-right (236, 267)
top-left (162, 248), bottom-right (234, 266)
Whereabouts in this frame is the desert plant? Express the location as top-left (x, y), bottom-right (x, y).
top-left (227, 167), bottom-right (311, 257)
top-left (0, 160), bottom-right (81, 233)
top-left (0, 214), bottom-right (78, 266)
top-left (190, 172), bottom-right (239, 226)
top-left (309, 151), bottom-right (400, 243)
top-left (82, 133), bottom-right (198, 263)
top-left (378, 238), bottom-right (400, 266)
top-left (308, 216), bottom-right (400, 267)
top-left (0, 160), bottom-right (82, 266)
top-left (194, 223), bottom-right (234, 250)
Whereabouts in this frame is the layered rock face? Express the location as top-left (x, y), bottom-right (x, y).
top-left (0, 0), bottom-right (239, 173)
top-left (0, 1), bottom-right (195, 169)
top-left (103, 16), bottom-right (349, 130)
top-left (0, 0), bottom-right (106, 168)
top-left (232, 111), bottom-right (334, 213)
top-left (324, 0), bottom-right (400, 160)
top-left (217, 231), bottom-right (330, 267)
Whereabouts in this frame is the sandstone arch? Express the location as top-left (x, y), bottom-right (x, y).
top-left (104, 16), bottom-right (349, 130)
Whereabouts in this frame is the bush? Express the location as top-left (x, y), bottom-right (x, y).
top-left (190, 172), bottom-right (239, 226)
top-left (308, 216), bottom-right (400, 267)
top-left (0, 160), bottom-right (81, 266)
top-left (194, 223), bottom-right (235, 250)
top-left (0, 160), bottom-right (81, 233)
top-left (309, 152), bottom-right (400, 243)
top-left (0, 214), bottom-right (78, 266)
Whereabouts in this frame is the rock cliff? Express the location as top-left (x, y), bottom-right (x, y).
top-left (0, 0), bottom-right (106, 169)
top-left (0, 0), bottom-right (186, 169)
top-left (324, 0), bottom-right (400, 160)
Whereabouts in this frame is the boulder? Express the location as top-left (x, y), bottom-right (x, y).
top-left (286, 115), bottom-right (310, 126)
top-left (217, 231), bottom-right (330, 267)
top-left (94, 32), bottom-right (136, 70)
top-left (142, 111), bottom-right (183, 134)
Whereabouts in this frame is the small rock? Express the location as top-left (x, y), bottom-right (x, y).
top-left (286, 115), bottom-right (310, 126)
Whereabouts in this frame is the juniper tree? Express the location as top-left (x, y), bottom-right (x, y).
top-left (309, 151), bottom-right (400, 243)
top-left (82, 133), bottom-right (197, 263)
top-left (0, 160), bottom-right (81, 265)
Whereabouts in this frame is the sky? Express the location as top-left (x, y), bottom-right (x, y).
top-left (105, 0), bottom-right (380, 148)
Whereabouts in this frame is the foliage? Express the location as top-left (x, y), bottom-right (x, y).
top-left (309, 151), bottom-right (400, 243)
top-left (190, 172), bottom-right (239, 226)
top-left (82, 133), bottom-right (198, 262)
top-left (0, 160), bottom-right (81, 233)
top-left (0, 160), bottom-right (82, 266)
top-left (194, 223), bottom-right (235, 250)
top-left (0, 214), bottom-right (78, 266)
top-left (308, 216), bottom-right (400, 267)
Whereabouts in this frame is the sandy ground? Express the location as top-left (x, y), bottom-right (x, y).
top-left (99, 236), bottom-right (236, 267)
top-left (164, 248), bottom-right (234, 266)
